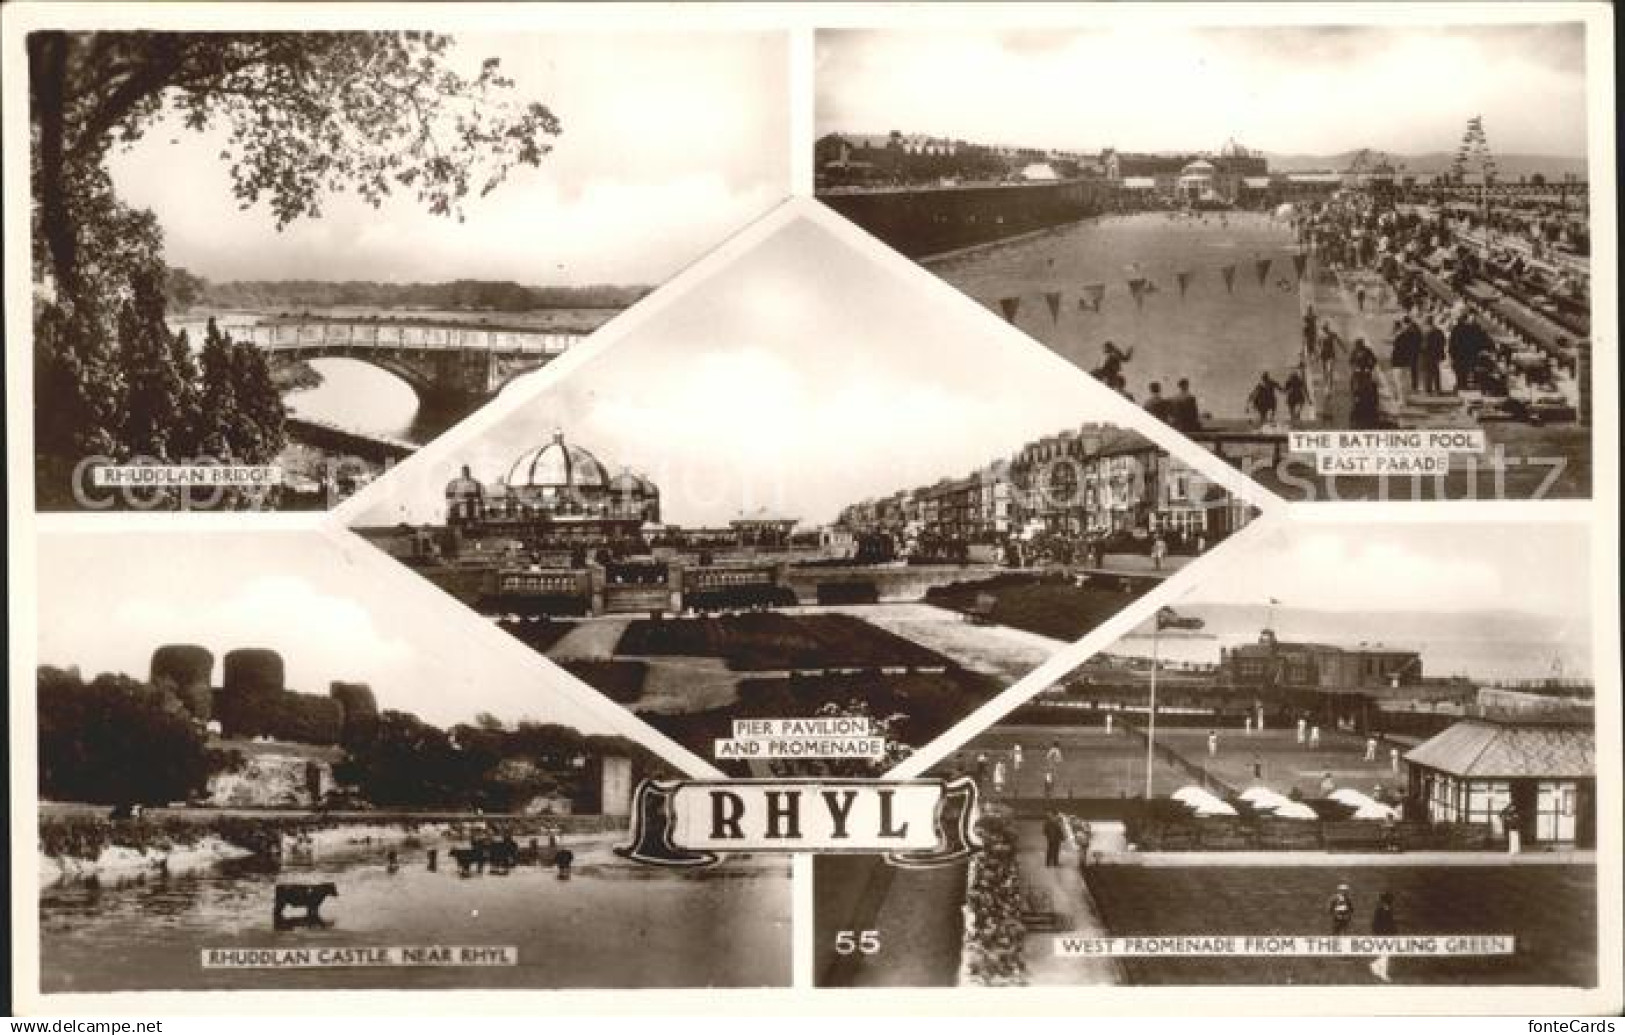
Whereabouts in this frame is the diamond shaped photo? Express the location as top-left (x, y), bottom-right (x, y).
top-left (342, 201), bottom-right (1270, 777)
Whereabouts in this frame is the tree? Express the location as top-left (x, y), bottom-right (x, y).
top-left (29, 31), bottom-right (562, 503)
top-left (30, 31), bottom-right (561, 298)
top-left (116, 269), bottom-right (193, 459)
top-left (38, 666), bottom-right (213, 804)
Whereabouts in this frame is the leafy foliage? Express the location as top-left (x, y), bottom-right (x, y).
top-left (38, 666), bottom-right (215, 805)
top-left (29, 31), bottom-right (561, 506)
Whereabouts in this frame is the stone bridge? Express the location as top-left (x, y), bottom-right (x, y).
top-left (213, 321), bottom-right (585, 408)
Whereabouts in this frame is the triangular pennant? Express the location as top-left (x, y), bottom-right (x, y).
top-left (1291, 252), bottom-right (1308, 279)
top-left (1220, 264), bottom-right (1237, 294)
top-left (1127, 277), bottom-right (1148, 310)
top-left (1254, 257), bottom-right (1273, 287)
top-left (1044, 290), bottom-right (1062, 323)
top-left (998, 296), bottom-right (1021, 323)
top-left (1175, 270), bottom-right (1194, 298)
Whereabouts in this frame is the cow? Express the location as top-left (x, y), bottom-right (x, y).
top-left (273, 882), bottom-right (338, 928)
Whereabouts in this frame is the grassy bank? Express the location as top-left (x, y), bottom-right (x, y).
top-left (1084, 864), bottom-right (1597, 986)
top-left (925, 575), bottom-right (1151, 642)
top-left (617, 614), bottom-right (949, 671)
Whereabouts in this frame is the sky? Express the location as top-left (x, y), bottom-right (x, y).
top-left (353, 214), bottom-right (1143, 529)
top-left (817, 23), bottom-right (1589, 157)
top-left (35, 531), bottom-right (631, 733)
top-left (1113, 522), bottom-right (1594, 679)
top-left (107, 32), bottom-right (788, 285)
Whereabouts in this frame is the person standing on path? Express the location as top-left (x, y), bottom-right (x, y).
top-left (1369, 891), bottom-right (1398, 983)
top-left (1421, 316), bottom-right (1446, 395)
top-left (1042, 813), bottom-right (1064, 868)
top-left (1328, 883), bottom-right (1357, 936)
top-left (1389, 316), bottom-right (1421, 407)
top-left (1171, 378), bottom-right (1202, 433)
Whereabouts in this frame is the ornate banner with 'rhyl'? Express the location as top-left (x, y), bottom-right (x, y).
top-left (615, 778), bottom-right (984, 869)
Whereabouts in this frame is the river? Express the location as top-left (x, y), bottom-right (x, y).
top-left (930, 210), bottom-right (1304, 420)
top-left (40, 838), bottom-right (791, 991)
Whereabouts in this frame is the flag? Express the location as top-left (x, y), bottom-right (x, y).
top-left (1220, 264), bottom-right (1237, 294)
top-left (1175, 270), bottom-right (1194, 298)
top-left (1156, 606), bottom-right (1204, 631)
top-left (1268, 597), bottom-right (1281, 606)
top-left (1291, 253), bottom-right (1308, 279)
top-left (998, 296), bottom-right (1021, 323)
top-left (1081, 283), bottom-right (1106, 312)
top-left (1254, 257), bottom-right (1273, 287)
top-left (1043, 290), bottom-right (1062, 323)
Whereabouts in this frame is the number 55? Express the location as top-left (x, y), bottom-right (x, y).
top-left (834, 930), bottom-right (881, 955)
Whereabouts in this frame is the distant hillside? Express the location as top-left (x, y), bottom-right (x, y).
top-left (1262, 151), bottom-right (1588, 180)
top-left (165, 270), bottom-right (653, 313)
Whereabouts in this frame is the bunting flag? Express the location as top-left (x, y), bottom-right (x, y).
top-left (1127, 277), bottom-right (1149, 310)
top-left (1291, 252), bottom-right (1308, 279)
top-left (1043, 290), bottom-right (1062, 323)
top-left (1254, 257), bottom-right (1273, 287)
top-left (1220, 264), bottom-right (1237, 294)
top-left (997, 296), bottom-right (1021, 323)
top-left (1175, 270), bottom-right (1195, 298)
top-left (1082, 283), bottom-right (1106, 312)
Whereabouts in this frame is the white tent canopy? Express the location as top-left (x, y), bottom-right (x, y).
top-left (1172, 786), bottom-right (1221, 805)
top-left (1351, 802), bottom-right (1400, 821)
top-left (1273, 802), bottom-right (1320, 820)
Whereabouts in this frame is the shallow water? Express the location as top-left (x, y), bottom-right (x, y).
top-left (932, 210), bottom-right (1304, 419)
top-left (40, 840), bottom-right (791, 991)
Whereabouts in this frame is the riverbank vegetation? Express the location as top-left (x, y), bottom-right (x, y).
top-left (39, 663), bottom-right (673, 814)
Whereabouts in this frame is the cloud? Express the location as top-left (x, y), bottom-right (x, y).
top-left (818, 24), bottom-right (1589, 156)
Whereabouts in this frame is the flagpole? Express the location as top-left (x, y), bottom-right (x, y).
top-left (1145, 619), bottom-right (1159, 800)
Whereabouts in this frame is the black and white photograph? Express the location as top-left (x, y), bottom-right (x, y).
top-left (28, 27), bottom-right (787, 511)
top-left (4, 0), bottom-right (1618, 1022)
top-left (815, 521), bottom-right (1598, 989)
top-left (345, 206), bottom-right (1264, 776)
top-left (29, 530), bottom-right (792, 993)
top-left (815, 23), bottom-right (1596, 501)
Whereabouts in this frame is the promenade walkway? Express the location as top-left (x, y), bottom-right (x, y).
top-left (1014, 818), bottom-right (1121, 985)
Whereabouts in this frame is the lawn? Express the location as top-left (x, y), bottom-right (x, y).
top-left (1085, 864), bottom-right (1598, 986)
top-left (557, 660), bottom-right (648, 704)
top-left (496, 618), bottom-right (580, 654)
top-left (616, 613), bottom-right (949, 671)
top-left (934, 727), bottom-right (1189, 803)
top-left (924, 575), bottom-right (1151, 642)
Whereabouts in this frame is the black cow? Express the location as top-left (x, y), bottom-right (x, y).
top-left (273, 882), bottom-right (338, 928)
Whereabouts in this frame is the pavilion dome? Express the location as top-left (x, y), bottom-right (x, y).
top-left (609, 469), bottom-right (658, 495)
top-left (505, 431), bottom-right (611, 491)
